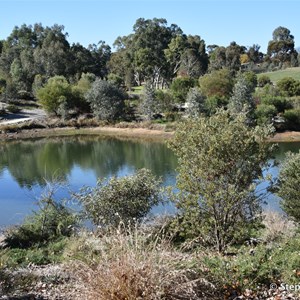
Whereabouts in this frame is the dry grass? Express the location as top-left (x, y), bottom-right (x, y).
top-left (114, 120), bottom-right (165, 130)
top-left (69, 226), bottom-right (218, 300)
top-left (262, 210), bottom-right (297, 242)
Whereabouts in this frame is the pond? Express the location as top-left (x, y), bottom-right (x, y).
top-left (0, 135), bottom-right (299, 228)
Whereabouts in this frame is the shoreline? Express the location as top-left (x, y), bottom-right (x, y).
top-left (0, 125), bottom-right (300, 142)
top-left (0, 126), bottom-right (174, 141)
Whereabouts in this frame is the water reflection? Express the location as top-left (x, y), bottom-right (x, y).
top-left (0, 136), bottom-right (299, 227)
top-left (0, 136), bottom-right (177, 226)
top-left (0, 136), bottom-right (177, 189)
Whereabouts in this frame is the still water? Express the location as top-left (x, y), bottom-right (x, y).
top-left (0, 135), bottom-right (299, 227)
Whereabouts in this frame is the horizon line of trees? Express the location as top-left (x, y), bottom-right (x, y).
top-left (0, 19), bottom-right (299, 98)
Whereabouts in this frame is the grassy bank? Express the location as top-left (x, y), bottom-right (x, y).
top-left (258, 67), bottom-right (300, 83)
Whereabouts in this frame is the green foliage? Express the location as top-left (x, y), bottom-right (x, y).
top-left (185, 87), bottom-right (206, 118)
top-left (242, 71), bottom-right (257, 92)
top-left (32, 74), bottom-right (46, 97)
top-left (277, 150), bottom-right (300, 222)
top-left (213, 236), bottom-right (300, 290)
top-left (257, 75), bottom-right (271, 87)
top-left (260, 95), bottom-right (290, 113)
top-left (140, 82), bottom-right (156, 120)
top-left (277, 77), bottom-right (300, 97)
top-left (228, 75), bottom-right (255, 115)
top-left (199, 68), bottom-right (234, 99)
top-left (209, 42), bottom-right (245, 72)
top-left (0, 238), bottom-right (67, 268)
top-left (71, 72), bottom-right (96, 114)
top-left (168, 110), bottom-right (274, 252)
top-left (283, 109), bottom-right (300, 130)
top-left (36, 76), bottom-right (73, 116)
top-left (267, 26), bottom-right (295, 65)
top-left (0, 77), bottom-right (6, 94)
top-left (170, 76), bottom-right (196, 103)
top-left (107, 73), bottom-right (123, 87)
top-left (85, 79), bottom-right (125, 121)
top-left (165, 34), bottom-right (208, 78)
top-left (155, 89), bottom-right (174, 113)
top-left (4, 197), bottom-right (79, 249)
top-left (255, 104), bottom-right (277, 125)
top-left (204, 95), bottom-right (228, 115)
top-left (76, 169), bottom-right (162, 228)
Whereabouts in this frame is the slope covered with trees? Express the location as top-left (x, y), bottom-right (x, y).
top-left (0, 20), bottom-right (300, 130)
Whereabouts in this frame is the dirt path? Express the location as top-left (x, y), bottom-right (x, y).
top-left (0, 107), bottom-right (46, 125)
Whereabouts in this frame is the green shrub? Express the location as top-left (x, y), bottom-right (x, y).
top-left (198, 233), bottom-right (300, 294)
top-left (283, 108), bottom-right (300, 130)
top-left (155, 89), bottom-right (174, 113)
top-left (199, 68), bottom-right (234, 99)
top-left (37, 76), bottom-right (73, 116)
top-left (204, 95), bottom-right (228, 115)
top-left (257, 75), bottom-right (271, 87)
top-left (255, 104), bottom-right (277, 125)
top-left (4, 198), bottom-right (79, 248)
top-left (85, 79), bottom-right (126, 121)
top-left (170, 77), bottom-right (196, 103)
top-left (261, 95), bottom-right (290, 113)
top-left (242, 71), bottom-right (257, 92)
top-left (76, 169), bottom-right (162, 228)
top-left (107, 73), bottom-right (123, 87)
top-left (164, 111), bottom-right (180, 122)
top-left (277, 77), bottom-right (300, 97)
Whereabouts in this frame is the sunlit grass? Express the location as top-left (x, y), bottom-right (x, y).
top-left (258, 67), bottom-right (300, 83)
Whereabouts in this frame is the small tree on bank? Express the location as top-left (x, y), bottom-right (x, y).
top-left (85, 79), bottom-right (125, 121)
top-left (36, 76), bottom-right (73, 116)
top-left (168, 110), bottom-right (275, 252)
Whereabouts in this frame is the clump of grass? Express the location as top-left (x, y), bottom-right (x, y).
top-left (76, 116), bottom-right (100, 127)
top-left (114, 120), bottom-right (166, 131)
top-left (71, 225), bottom-right (219, 300)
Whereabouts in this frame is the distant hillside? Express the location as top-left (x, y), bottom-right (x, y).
top-left (258, 67), bottom-right (300, 83)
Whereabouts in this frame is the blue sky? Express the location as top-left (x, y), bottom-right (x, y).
top-left (0, 0), bottom-right (300, 53)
